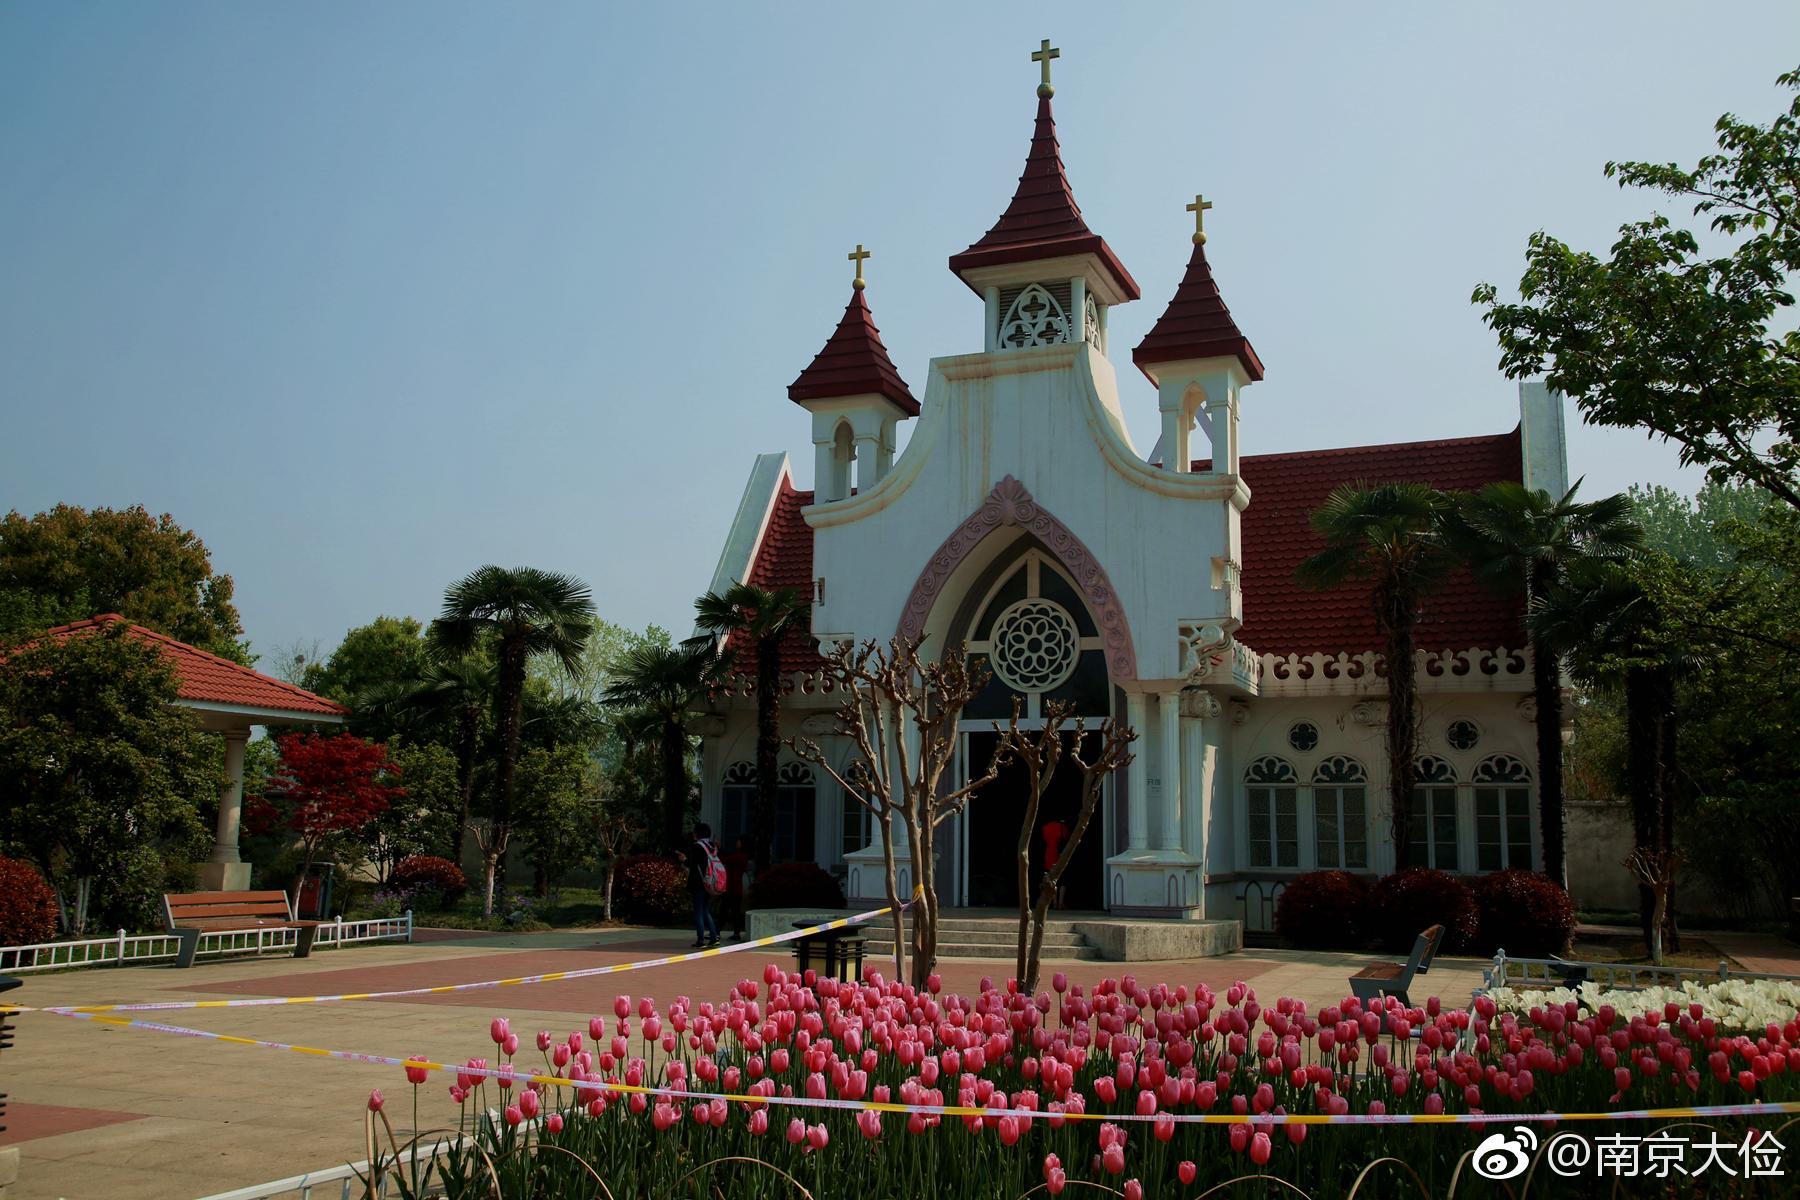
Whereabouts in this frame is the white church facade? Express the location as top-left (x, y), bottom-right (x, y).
top-left (695, 51), bottom-right (1569, 931)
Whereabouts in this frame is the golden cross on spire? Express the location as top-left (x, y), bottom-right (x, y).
top-left (1187, 194), bottom-right (1215, 245)
top-left (1032, 39), bottom-right (1060, 97)
top-left (848, 243), bottom-right (871, 290)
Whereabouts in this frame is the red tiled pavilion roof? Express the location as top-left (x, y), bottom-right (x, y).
top-left (948, 95), bottom-right (1139, 301)
top-left (788, 287), bottom-right (918, 417)
top-left (42, 615), bottom-right (349, 718)
top-left (1232, 430), bottom-right (1526, 656)
top-left (726, 478), bottom-right (826, 678)
top-left (741, 431), bottom-right (1525, 675)
top-left (1133, 240), bottom-right (1265, 382)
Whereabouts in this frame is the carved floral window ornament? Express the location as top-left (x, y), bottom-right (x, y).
top-left (999, 284), bottom-right (1071, 349)
top-left (1083, 293), bottom-right (1102, 348)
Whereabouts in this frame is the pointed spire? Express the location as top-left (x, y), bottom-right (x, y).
top-left (1133, 226), bottom-right (1264, 382)
top-left (788, 274), bottom-right (918, 416)
top-left (947, 51), bottom-right (1137, 302)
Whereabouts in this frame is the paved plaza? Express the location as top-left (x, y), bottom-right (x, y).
top-left (0, 923), bottom-right (1787, 1200)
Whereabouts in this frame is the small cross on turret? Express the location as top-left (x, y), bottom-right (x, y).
top-left (1032, 39), bottom-right (1060, 98)
top-left (1187, 194), bottom-right (1214, 245)
top-left (848, 243), bottom-right (871, 291)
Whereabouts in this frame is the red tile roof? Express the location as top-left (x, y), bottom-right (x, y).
top-left (742, 430), bottom-right (1525, 675)
top-left (948, 95), bottom-right (1139, 301)
top-left (727, 478), bottom-right (826, 678)
top-left (42, 615), bottom-right (349, 718)
top-left (1233, 430), bottom-right (1526, 656)
top-left (788, 287), bottom-right (919, 417)
top-left (1133, 240), bottom-right (1265, 382)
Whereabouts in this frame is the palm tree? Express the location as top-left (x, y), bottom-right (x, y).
top-left (602, 642), bottom-right (723, 849)
top-left (1532, 562), bottom-right (1681, 959)
top-left (690, 583), bottom-right (811, 870)
top-left (398, 653), bottom-right (496, 866)
top-left (1454, 481), bottom-right (1644, 886)
top-left (433, 567), bottom-right (594, 914)
top-left (1297, 482), bottom-right (1457, 871)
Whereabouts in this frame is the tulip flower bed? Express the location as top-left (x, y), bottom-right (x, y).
top-left (358, 964), bottom-right (1800, 1199)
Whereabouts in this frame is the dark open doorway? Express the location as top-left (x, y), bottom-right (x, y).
top-left (964, 730), bottom-right (1105, 910)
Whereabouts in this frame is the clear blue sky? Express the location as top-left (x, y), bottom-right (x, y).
top-left (3, 3), bottom-right (1796, 662)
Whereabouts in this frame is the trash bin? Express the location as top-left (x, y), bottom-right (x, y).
top-left (296, 863), bottom-right (334, 920)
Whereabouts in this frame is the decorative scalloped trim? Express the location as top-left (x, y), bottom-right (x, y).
top-left (895, 475), bottom-right (1138, 680)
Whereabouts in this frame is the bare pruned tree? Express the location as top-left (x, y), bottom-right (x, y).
top-left (790, 638), bottom-right (1004, 989)
top-left (993, 700), bottom-right (1136, 992)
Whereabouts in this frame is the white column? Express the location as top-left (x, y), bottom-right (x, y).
top-left (1157, 691), bottom-right (1181, 851)
top-left (1125, 692), bottom-right (1149, 851)
top-left (1069, 277), bottom-right (1087, 345)
top-left (1181, 709), bottom-right (1207, 860)
top-left (1207, 388), bottom-right (1237, 474)
top-left (211, 730), bottom-right (249, 865)
top-left (984, 287), bottom-right (1001, 352)
top-left (814, 441), bottom-right (837, 501)
top-left (853, 434), bottom-right (879, 493)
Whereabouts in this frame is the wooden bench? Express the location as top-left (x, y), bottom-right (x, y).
top-left (163, 891), bottom-right (321, 969)
top-left (1349, 923), bottom-right (1444, 1009)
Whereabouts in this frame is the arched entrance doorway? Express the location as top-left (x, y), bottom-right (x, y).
top-left (950, 544), bottom-right (1112, 910)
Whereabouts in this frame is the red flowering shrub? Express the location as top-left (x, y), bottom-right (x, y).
top-left (1273, 870), bottom-right (1371, 949)
top-left (615, 854), bottom-right (689, 925)
top-left (392, 855), bottom-right (468, 907)
top-left (0, 857), bottom-right (58, 945)
top-left (747, 862), bottom-right (845, 910)
top-left (1369, 868), bottom-right (1479, 953)
top-left (1472, 868), bottom-right (1577, 957)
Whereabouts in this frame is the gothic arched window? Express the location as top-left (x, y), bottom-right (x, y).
top-left (1409, 755), bottom-right (1460, 871)
top-left (964, 551), bottom-right (1108, 720)
top-left (720, 761), bottom-right (817, 863)
top-left (1311, 756), bottom-right (1367, 870)
top-left (1245, 755), bottom-right (1299, 869)
top-left (1473, 754), bottom-right (1532, 871)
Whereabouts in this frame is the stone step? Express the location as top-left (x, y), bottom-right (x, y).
top-left (864, 939), bottom-right (1107, 962)
top-left (932, 919), bottom-right (1086, 935)
top-left (878, 927), bottom-right (1085, 948)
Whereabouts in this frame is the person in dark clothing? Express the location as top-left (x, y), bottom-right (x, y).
top-left (720, 835), bottom-right (751, 941)
top-left (685, 822), bottom-right (721, 947)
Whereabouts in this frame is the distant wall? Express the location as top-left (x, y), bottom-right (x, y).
top-left (1567, 799), bottom-right (1772, 922)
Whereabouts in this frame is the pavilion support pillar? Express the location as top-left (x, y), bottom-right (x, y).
top-left (198, 729), bottom-right (253, 892)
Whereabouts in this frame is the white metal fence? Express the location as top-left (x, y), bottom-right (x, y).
top-left (194, 1132), bottom-right (469, 1200)
top-left (0, 912), bottom-right (412, 973)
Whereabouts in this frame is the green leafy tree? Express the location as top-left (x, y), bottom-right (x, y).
top-left (0, 625), bottom-right (214, 932)
top-left (1297, 482), bottom-right (1457, 871)
top-left (602, 643), bottom-right (722, 849)
top-left (514, 743), bottom-right (602, 901)
top-left (365, 739), bottom-right (462, 882)
top-left (300, 617), bottom-right (431, 740)
top-left (1474, 65), bottom-right (1800, 510)
top-left (432, 567), bottom-right (594, 915)
top-left (397, 653), bottom-right (496, 866)
top-left (1452, 481), bottom-right (1643, 886)
top-left (690, 584), bottom-right (811, 870)
top-left (1533, 564), bottom-right (1684, 959)
top-left (0, 504), bottom-right (246, 658)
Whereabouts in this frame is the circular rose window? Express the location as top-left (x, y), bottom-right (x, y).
top-left (988, 599), bottom-right (1081, 693)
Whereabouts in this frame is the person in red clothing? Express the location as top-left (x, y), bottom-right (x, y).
top-left (720, 835), bottom-right (751, 941)
top-left (1040, 814), bottom-right (1071, 910)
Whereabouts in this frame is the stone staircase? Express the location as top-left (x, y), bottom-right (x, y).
top-left (864, 914), bottom-right (1105, 962)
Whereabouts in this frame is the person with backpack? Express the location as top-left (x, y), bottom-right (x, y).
top-left (685, 822), bottom-right (724, 948)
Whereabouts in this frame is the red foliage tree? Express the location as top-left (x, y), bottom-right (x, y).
top-left (257, 733), bottom-right (404, 897)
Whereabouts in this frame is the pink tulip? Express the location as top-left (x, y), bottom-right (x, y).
top-left (367, 1089), bottom-right (384, 1112)
top-left (546, 1113), bottom-right (563, 1134)
top-left (501, 1033), bottom-right (519, 1057)
top-left (749, 1109), bottom-right (769, 1136)
top-left (519, 1089), bottom-right (540, 1119)
top-left (1251, 1130), bottom-right (1273, 1165)
top-left (1047, 1167), bottom-right (1067, 1195)
top-left (807, 1122), bottom-right (829, 1151)
top-left (1124, 1181), bottom-right (1143, 1200)
top-left (1178, 1160), bottom-right (1197, 1185)
top-left (404, 1056), bottom-right (429, 1085)
top-left (614, 995), bottom-right (631, 1020)
top-left (503, 1105), bottom-right (522, 1127)
top-left (535, 1030), bottom-right (553, 1052)
top-left (857, 1109), bottom-right (882, 1140)
top-left (786, 1118), bottom-right (807, 1145)
top-left (490, 1017), bottom-right (510, 1045)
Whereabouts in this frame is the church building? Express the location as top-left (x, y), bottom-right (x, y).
top-left (697, 45), bottom-right (1567, 932)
